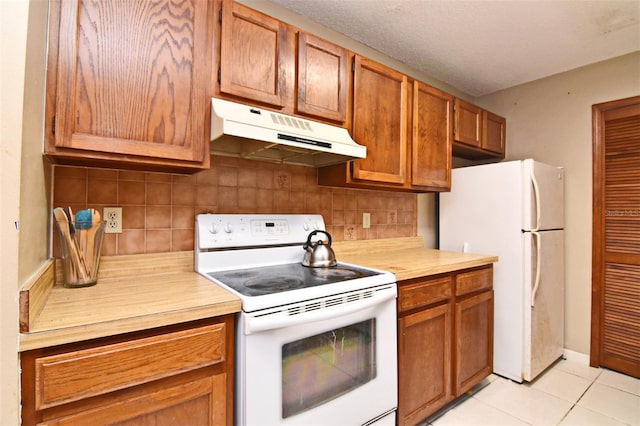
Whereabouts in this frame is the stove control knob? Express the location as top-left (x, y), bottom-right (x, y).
top-left (224, 223), bottom-right (233, 233)
top-left (304, 221), bottom-right (321, 231)
top-left (209, 224), bottom-right (219, 234)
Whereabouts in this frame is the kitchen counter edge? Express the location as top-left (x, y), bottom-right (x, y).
top-left (333, 237), bottom-right (498, 281)
top-left (19, 241), bottom-right (497, 351)
top-left (19, 252), bottom-right (241, 351)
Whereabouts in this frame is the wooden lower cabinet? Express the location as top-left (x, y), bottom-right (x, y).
top-left (38, 374), bottom-right (225, 426)
top-left (398, 303), bottom-right (453, 425)
top-left (455, 290), bottom-right (494, 396)
top-left (21, 316), bottom-right (234, 426)
top-left (397, 266), bottom-right (494, 426)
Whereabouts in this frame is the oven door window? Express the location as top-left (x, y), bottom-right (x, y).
top-left (282, 319), bottom-right (376, 418)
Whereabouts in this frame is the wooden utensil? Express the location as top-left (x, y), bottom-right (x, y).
top-left (66, 207), bottom-right (90, 278)
top-left (53, 208), bottom-right (88, 282)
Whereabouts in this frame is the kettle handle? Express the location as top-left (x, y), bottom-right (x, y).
top-left (303, 230), bottom-right (332, 248)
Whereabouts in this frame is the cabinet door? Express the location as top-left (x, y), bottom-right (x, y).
top-left (483, 110), bottom-right (506, 156)
top-left (40, 374), bottom-right (227, 426)
top-left (219, 0), bottom-right (290, 108)
top-left (296, 32), bottom-right (348, 123)
top-left (453, 98), bottom-right (482, 148)
top-left (398, 304), bottom-right (453, 426)
top-left (412, 82), bottom-right (452, 189)
top-left (51, 0), bottom-right (211, 167)
top-left (352, 56), bottom-right (408, 184)
top-left (455, 290), bottom-right (493, 396)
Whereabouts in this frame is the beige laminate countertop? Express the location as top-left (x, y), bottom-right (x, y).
top-left (19, 252), bottom-right (241, 351)
top-left (19, 238), bottom-right (496, 351)
top-left (333, 237), bottom-right (498, 281)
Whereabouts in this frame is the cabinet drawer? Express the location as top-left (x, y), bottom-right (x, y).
top-left (455, 267), bottom-right (493, 297)
top-left (35, 323), bottom-right (225, 409)
top-left (399, 276), bottom-right (452, 312)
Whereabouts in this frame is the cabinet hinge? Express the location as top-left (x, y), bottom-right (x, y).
top-left (51, 115), bottom-right (55, 135)
top-left (352, 61), bottom-right (355, 73)
top-left (219, 8), bottom-right (222, 23)
top-left (217, 67), bottom-right (221, 83)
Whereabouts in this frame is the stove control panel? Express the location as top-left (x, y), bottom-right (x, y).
top-left (251, 219), bottom-right (289, 236)
top-left (196, 214), bottom-right (325, 249)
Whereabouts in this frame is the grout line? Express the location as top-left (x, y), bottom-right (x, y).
top-left (557, 377), bottom-right (599, 425)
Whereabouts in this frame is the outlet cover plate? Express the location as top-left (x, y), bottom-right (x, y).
top-left (103, 207), bottom-right (122, 234)
top-left (363, 212), bottom-right (371, 229)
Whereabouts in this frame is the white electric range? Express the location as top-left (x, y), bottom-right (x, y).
top-left (195, 214), bottom-right (398, 426)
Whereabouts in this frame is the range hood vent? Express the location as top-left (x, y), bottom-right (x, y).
top-left (210, 98), bottom-right (366, 167)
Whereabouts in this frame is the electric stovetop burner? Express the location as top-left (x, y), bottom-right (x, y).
top-left (245, 276), bottom-right (305, 292)
top-left (208, 262), bottom-right (381, 297)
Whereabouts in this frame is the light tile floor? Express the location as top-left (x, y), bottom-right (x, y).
top-left (426, 359), bottom-right (640, 425)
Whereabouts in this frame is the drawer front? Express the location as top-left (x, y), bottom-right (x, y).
top-left (399, 276), bottom-right (452, 312)
top-left (35, 323), bottom-right (225, 410)
top-left (455, 266), bottom-right (493, 297)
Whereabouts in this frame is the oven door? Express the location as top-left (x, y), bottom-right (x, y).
top-left (236, 285), bottom-right (398, 426)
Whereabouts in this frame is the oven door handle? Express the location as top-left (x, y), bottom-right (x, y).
top-left (244, 287), bottom-right (396, 334)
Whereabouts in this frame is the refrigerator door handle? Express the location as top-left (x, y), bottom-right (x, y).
top-left (530, 166), bottom-right (541, 231)
top-left (531, 231), bottom-right (542, 307)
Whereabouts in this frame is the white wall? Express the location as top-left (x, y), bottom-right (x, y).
top-left (19, 0), bottom-right (50, 283)
top-left (1, 1), bottom-right (29, 422)
top-left (1, 0), bottom-right (49, 423)
top-left (476, 52), bottom-right (640, 356)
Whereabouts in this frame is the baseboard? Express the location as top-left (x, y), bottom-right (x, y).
top-left (563, 348), bottom-right (590, 365)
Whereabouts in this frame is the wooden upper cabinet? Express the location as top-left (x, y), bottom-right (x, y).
top-left (296, 32), bottom-right (348, 123)
top-left (453, 98), bottom-right (482, 148)
top-left (352, 56), bottom-right (409, 185)
top-left (318, 63), bottom-right (452, 192)
top-left (47, 0), bottom-right (212, 171)
top-left (217, 1), bottom-right (348, 125)
top-left (219, 0), bottom-right (292, 109)
top-left (483, 110), bottom-right (506, 156)
top-left (412, 82), bottom-right (452, 190)
top-left (453, 98), bottom-right (506, 159)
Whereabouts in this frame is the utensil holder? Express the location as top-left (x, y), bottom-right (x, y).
top-left (55, 219), bottom-right (106, 288)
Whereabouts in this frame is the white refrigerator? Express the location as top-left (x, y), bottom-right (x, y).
top-left (439, 159), bottom-right (565, 382)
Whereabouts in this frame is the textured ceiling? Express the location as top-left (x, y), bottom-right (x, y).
top-left (268, 0), bottom-right (640, 97)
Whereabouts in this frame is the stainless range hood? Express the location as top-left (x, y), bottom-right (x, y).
top-left (210, 98), bottom-right (366, 167)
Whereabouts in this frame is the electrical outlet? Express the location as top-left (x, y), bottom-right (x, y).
top-left (362, 212), bottom-right (371, 229)
top-left (103, 207), bottom-right (122, 234)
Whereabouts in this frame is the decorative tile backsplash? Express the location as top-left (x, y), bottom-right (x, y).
top-left (53, 156), bottom-right (417, 255)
